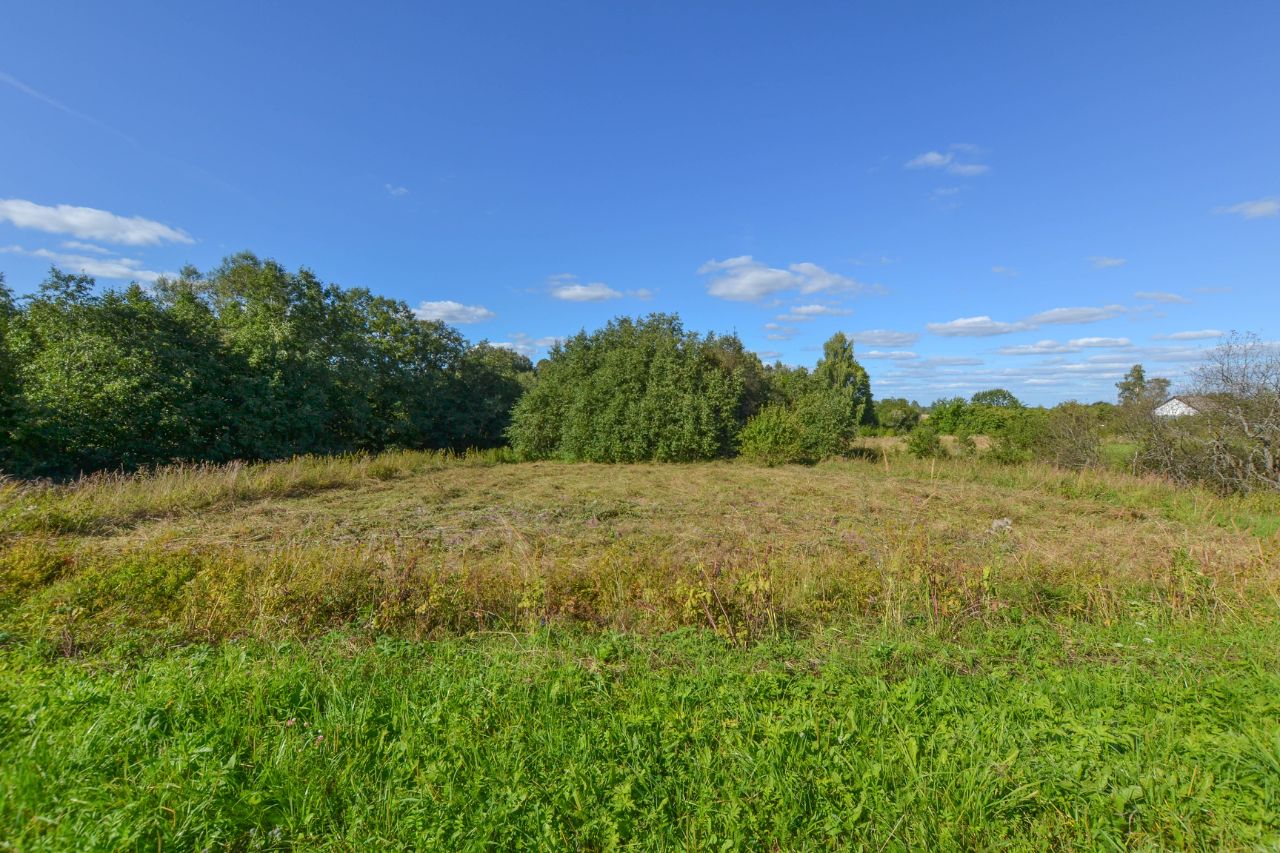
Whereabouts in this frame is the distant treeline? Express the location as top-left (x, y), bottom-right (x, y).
top-left (0, 256), bottom-right (882, 475)
top-left (0, 255), bottom-right (532, 478)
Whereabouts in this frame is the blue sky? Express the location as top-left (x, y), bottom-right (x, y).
top-left (2, 1), bottom-right (1277, 404)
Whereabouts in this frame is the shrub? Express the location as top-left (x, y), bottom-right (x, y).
top-left (906, 422), bottom-right (946, 458)
top-left (738, 405), bottom-right (808, 465)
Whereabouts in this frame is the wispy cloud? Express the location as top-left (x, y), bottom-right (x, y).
top-left (413, 300), bottom-right (495, 324)
top-left (855, 329), bottom-right (920, 347)
top-left (1088, 256), bottom-right (1126, 269)
top-left (991, 266), bottom-right (1018, 277)
top-left (1213, 197), bottom-right (1279, 220)
top-left (861, 350), bottom-right (918, 360)
top-left (929, 304), bottom-right (1127, 337)
top-left (551, 281), bottom-right (622, 301)
top-left (905, 145), bottom-right (990, 176)
top-left (0, 198), bottom-right (192, 246)
top-left (384, 183), bottom-right (409, 197)
top-left (1134, 290), bottom-right (1190, 304)
top-left (700, 256), bottom-right (877, 302)
top-left (776, 303), bottom-right (852, 322)
top-left (493, 333), bottom-right (563, 358)
top-left (0, 244), bottom-right (169, 283)
top-left (1154, 329), bottom-right (1223, 341)
top-left (60, 240), bottom-right (112, 255)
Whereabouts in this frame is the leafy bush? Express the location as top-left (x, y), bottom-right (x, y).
top-left (906, 422), bottom-right (946, 458)
top-left (507, 314), bottom-right (746, 462)
top-left (738, 404), bottom-right (808, 465)
top-left (874, 398), bottom-right (921, 434)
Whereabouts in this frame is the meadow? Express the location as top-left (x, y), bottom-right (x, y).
top-left (2, 449), bottom-right (1279, 850)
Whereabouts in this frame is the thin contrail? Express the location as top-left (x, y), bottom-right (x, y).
top-left (0, 70), bottom-right (138, 146)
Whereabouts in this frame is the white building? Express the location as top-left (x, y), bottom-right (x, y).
top-left (1153, 396), bottom-right (1206, 417)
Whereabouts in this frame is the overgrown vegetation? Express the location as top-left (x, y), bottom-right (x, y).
top-left (0, 451), bottom-right (1277, 848)
top-left (0, 259), bottom-right (532, 477)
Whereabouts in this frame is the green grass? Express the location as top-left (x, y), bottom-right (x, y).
top-left (3, 622), bottom-right (1279, 851)
top-left (1, 450), bottom-right (1278, 849)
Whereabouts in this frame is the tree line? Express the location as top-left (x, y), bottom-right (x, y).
top-left (0, 255), bottom-right (532, 478)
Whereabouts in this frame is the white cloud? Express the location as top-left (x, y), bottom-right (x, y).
top-left (628, 288), bottom-right (654, 300)
top-left (1070, 337), bottom-right (1131, 347)
top-left (551, 281), bottom-right (623, 302)
top-left (60, 240), bottom-right (112, 254)
top-left (991, 266), bottom-right (1018, 277)
top-left (700, 256), bottom-right (874, 302)
top-left (904, 147), bottom-right (989, 176)
top-left (777, 303), bottom-right (852, 322)
top-left (0, 198), bottom-right (193, 246)
top-left (862, 350), bottom-right (918, 360)
top-left (1154, 329), bottom-right (1223, 341)
top-left (1088, 256), bottom-right (1126, 269)
top-left (905, 151), bottom-right (952, 169)
top-left (1025, 304), bottom-right (1127, 326)
top-left (1134, 291), bottom-right (1190, 304)
top-left (930, 304), bottom-right (1127, 338)
top-left (385, 184), bottom-right (409, 197)
top-left (855, 329), bottom-right (920, 347)
top-left (755, 349), bottom-right (783, 360)
top-left (494, 333), bottom-right (563, 358)
top-left (1214, 197), bottom-right (1279, 219)
top-left (413, 300), bottom-right (496, 324)
top-left (997, 340), bottom-right (1082, 355)
top-left (927, 315), bottom-right (1029, 337)
top-left (0, 244), bottom-right (169, 283)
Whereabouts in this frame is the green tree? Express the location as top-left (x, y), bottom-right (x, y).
top-left (507, 314), bottom-right (745, 462)
top-left (811, 332), bottom-right (875, 426)
top-left (970, 388), bottom-right (1021, 408)
top-left (7, 270), bottom-right (234, 475)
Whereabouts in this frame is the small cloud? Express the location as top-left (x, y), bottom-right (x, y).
top-left (1025, 305), bottom-right (1127, 326)
top-left (551, 281), bottom-right (623, 302)
top-left (905, 145), bottom-right (989, 176)
top-left (776, 303), bottom-right (852, 322)
top-left (855, 329), bottom-right (920, 347)
top-left (1193, 285), bottom-right (1232, 294)
top-left (413, 300), bottom-right (496, 324)
top-left (0, 198), bottom-right (193, 246)
top-left (1088, 256), bottom-right (1126, 269)
top-left (997, 340), bottom-right (1082, 355)
top-left (906, 151), bottom-right (953, 169)
top-left (755, 349), bottom-right (783, 360)
top-left (0, 244), bottom-right (169, 283)
top-left (60, 240), bottom-right (112, 254)
top-left (700, 256), bottom-right (875, 302)
top-left (1154, 329), bottom-right (1223, 341)
top-left (930, 305), bottom-right (1127, 338)
top-left (384, 184), bottom-right (410, 197)
top-left (1134, 290), bottom-right (1190, 304)
top-left (928, 315), bottom-right (1028, 337)
top-left (991, 266), bottom-right (1018, 277)
top-left (493, 333), bottom-right (563, 358)
top-left (1070, 337), bottom-right (1131, 347)
top-left (862, 350), bottom-right (918, 360)
top-left (627, 288), bottom-right (654, 300)
top-left (1213, 197), bottom-right (1279, 219)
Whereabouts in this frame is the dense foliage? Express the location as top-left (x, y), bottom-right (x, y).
top-left (0, 257), bottom-right (532, 477)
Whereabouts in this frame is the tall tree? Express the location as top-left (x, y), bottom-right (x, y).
top-left (811, 332), bottom-right (875, 426)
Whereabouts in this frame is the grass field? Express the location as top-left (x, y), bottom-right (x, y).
top-left (2, 451), bottom-right (1279, 849)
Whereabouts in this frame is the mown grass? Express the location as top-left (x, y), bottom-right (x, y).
top-left (1, 449), bottom-right (1278, 849)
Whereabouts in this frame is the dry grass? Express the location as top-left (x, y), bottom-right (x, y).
top-left (2, 449), bottom-right (1277, 652)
